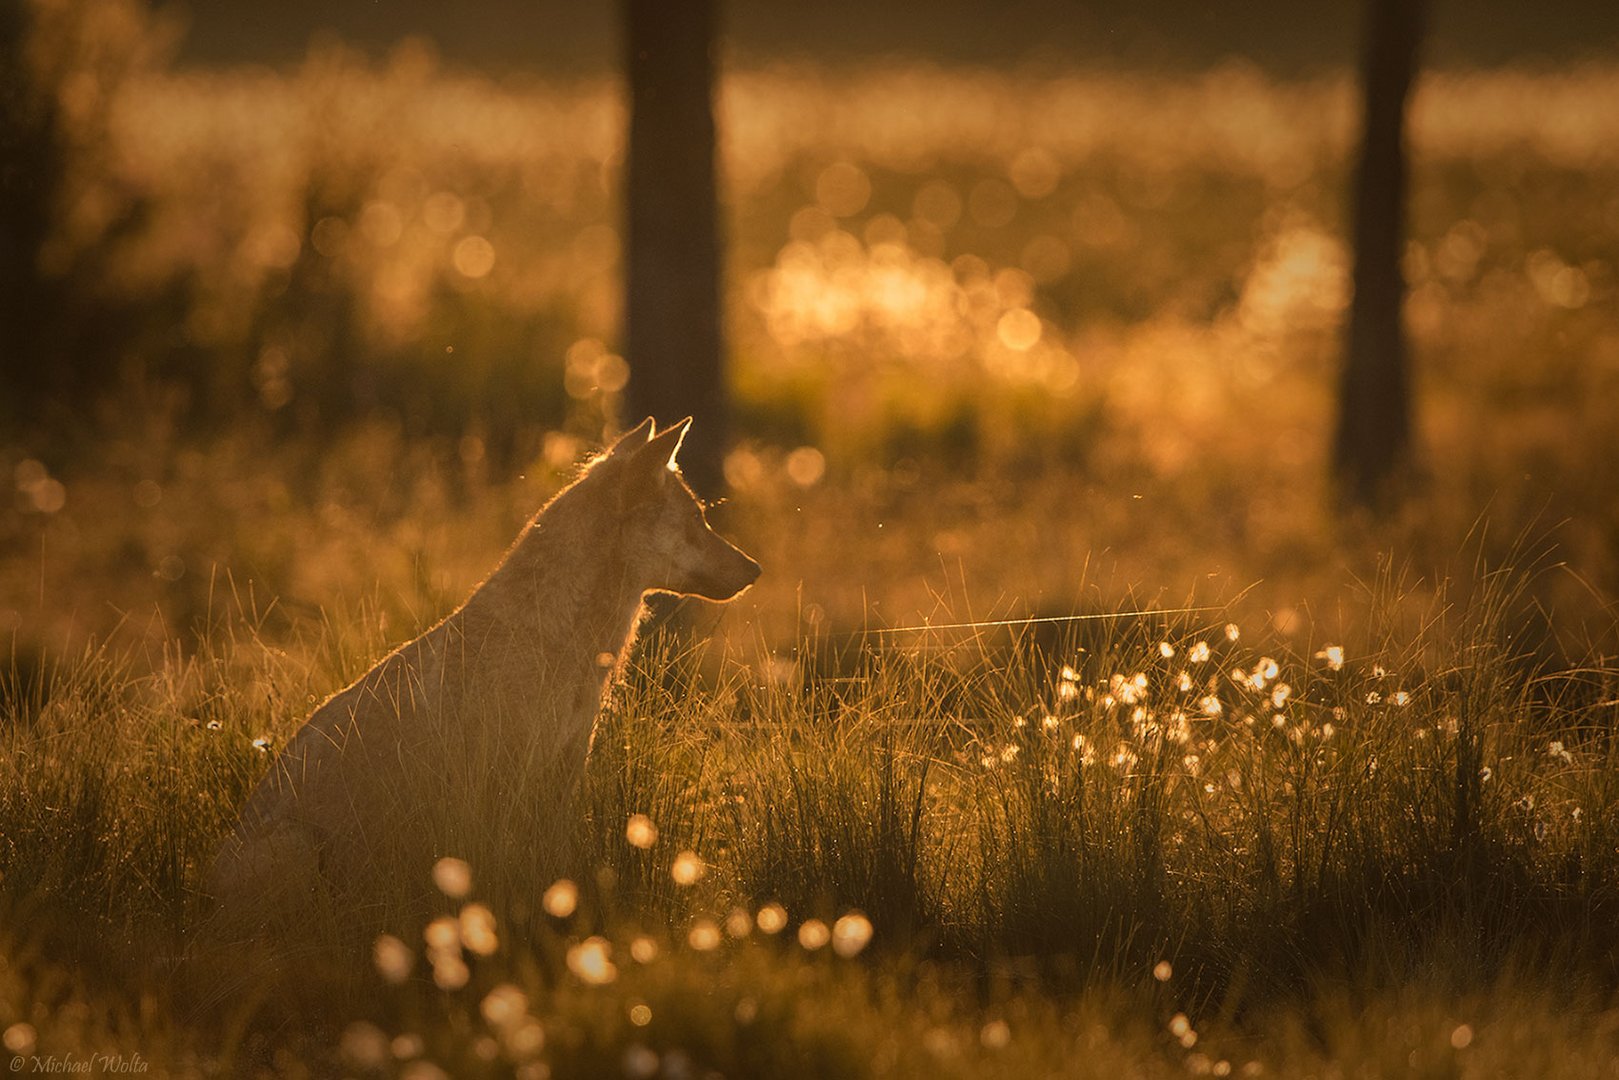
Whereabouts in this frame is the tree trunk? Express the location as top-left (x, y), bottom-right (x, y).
top-left (0, 0), bottom-right (59, 439)
top-left (1333, 0), bottom-right (1426, 507)
top-left (621, 0), bottom-right (727, 498)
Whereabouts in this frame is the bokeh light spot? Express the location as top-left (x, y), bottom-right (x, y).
top-left (453, 235), bottom-right (497, 278)
top-left (996, 307), bottom-right (1042, 350)
top-left (815, 161), bottom-right (872, 218)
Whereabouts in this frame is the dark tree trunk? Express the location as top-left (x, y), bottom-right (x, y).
top-left (621, 0), bottom-right (727, 498)
top-left (0, 0), bottom-right (60, 439)
top-left (1333, 0), bottom-right (1427, 507)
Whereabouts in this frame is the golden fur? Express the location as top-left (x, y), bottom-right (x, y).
top-left (203, 418), bottom-right (759, 937)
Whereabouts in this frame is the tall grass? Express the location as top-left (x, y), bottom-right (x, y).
top-left (3, 548), bottom-right (1614, 1073)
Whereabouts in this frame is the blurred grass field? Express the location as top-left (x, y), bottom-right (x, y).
top-left (4, 2), bottom-right (1619, 1074)
top-left (6, 17), bottom-right (1619, 653)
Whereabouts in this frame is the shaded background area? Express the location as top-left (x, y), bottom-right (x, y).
top-left (177, 0), bottom-right (1619, 73)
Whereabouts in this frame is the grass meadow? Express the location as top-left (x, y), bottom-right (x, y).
top-left (4, 4), bottom-right (1619, 1075)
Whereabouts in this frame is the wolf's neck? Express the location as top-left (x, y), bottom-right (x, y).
top-left (468, 494), bottom-right (648, 678)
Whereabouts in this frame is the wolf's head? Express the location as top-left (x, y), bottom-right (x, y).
top-left (601, 417), bottom-right (761, 601)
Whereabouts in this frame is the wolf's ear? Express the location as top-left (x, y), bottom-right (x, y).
top-left (637, 416), bottom-right (692, 473)
top-left (618, 417), bottom-right (692, 505)
top-left (608, 417), bottom-right (656, 457)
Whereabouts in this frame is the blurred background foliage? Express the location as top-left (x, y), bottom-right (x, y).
top-left (0, 0), bottom-right (1617, 656)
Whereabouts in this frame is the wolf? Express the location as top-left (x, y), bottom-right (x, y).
top-left (203, 417), bottom-right (759, 938)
